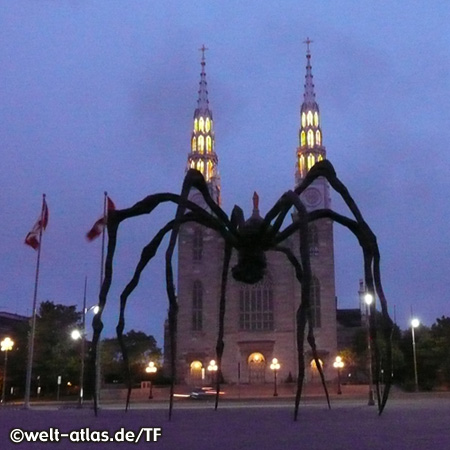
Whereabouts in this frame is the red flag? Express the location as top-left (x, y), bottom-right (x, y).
top-left (25, 198), bottom-right (49, 250)
top-left (86, 196), bottom-right (115, 241)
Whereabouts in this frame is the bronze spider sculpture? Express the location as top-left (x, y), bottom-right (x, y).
top-left (90, 160), bottom-right (393, 420)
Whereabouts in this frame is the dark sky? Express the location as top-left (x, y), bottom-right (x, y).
top-left (1, 1), bottom-right (449, 347)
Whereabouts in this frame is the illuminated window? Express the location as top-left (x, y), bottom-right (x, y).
top-left (196, 160), bottom-right (204, 175)
top-left (192, 137), bottom-right (197, 152)
top-left (194, 119), bottom-right (198, 131)
top-left (206, 136), bottom-right (212, 153)
top-left (207, 160), bottom-right (213, 181)
top-left (193, 228), bottom-right (203, 262)
top-left (307, 153), bottom-right (315, 170)
top-left (301, 131), bottom-right (306, 147)
top-left (301, 112), bottom-right (306, 128)
top-left (239, 276), bottom-right (273, 331)
top-left (199, 117), bottom-right (204, 132)
top-left (307, 111), bottom-right (313, 126)
top-left (192, 280), bottom-right (203, 331)
top-left (205, 117), bottom-right (211, 132)
top-left (310, 276), bottom-right (321, 328)
top-left (299, 155), bottom-right (304, 174)
top-left (316, 130), bottom-right (321, 146)
top-left (309, 224), bottom-right (319, 256)
top-left (198, 136), bottom-right (204, 154)
top-left (190, 360), bottom-right (203, 380)
top-left (190, 160), bottom-right (195, 169)
top-left (318, 154), bottom-right (323, 162)
top-left (314, 112), bottom-right (319, 127)
top-left (307, 130), bottom-right (314, 147)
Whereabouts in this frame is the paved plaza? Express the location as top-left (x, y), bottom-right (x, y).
top-left (0, 393), bottom-right (449, 449)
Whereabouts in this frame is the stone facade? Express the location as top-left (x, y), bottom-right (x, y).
top-left (167, 44), bottom-right (338, 386)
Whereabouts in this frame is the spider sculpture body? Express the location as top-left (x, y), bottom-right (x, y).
top-left (90, 160), bottom-right (393, 420)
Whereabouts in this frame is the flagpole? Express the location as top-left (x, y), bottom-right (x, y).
top-left (24, 194), bottom-right (46, 409)
top-left (95, 191), bottom-right (108, 408)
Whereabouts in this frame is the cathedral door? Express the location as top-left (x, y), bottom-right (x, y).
top-left (247, 352), bottom-right (266, 384)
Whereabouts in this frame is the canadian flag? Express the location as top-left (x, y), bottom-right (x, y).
top-left (86, 196), bottom-right (116, 241)
top-left (25, 198), bottom-right (49, 250)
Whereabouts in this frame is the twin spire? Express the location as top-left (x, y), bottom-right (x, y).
top-left (186, 40), bottom-right (326, 198)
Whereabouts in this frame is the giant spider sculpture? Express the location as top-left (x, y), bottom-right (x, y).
top-left (90, 160), bottom-right (393, 420)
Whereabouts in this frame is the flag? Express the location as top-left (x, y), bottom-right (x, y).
top-left (86, 196), bottom-right (116, 241)
top-left (25, 198), bottom-right (49, 250)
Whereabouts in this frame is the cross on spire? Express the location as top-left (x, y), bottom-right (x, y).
top-left (199, 44), bottom-right (208, 62)
top-left (303, 37), bottom-right (313, 55)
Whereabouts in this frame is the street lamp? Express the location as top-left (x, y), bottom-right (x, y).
top-left (411, 318), bottom-right (420, 392)
top-left (71, 290), bottom-right (99, 408)
top-left (1, 337), bottom-right (14, 404)
top-left (145, 362), bottom-right (158, 399)
top-left (270, 357), bottom-right (280, 397)
top-left (207, 359), bottom-right (218, 384)
top-left (333, 356), bottom-right (345, 395)
top-left (364, 292), bottom-right (375, 406)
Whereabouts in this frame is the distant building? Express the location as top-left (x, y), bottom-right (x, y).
top-left (0, 311), bottom-right (29, 337)
top-left (164, 42), bottom-right (340, 386)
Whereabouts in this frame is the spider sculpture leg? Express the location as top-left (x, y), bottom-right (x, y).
top-left (90, 183), bottom-right (236, 417)
top-left (295, 160), bottom-right (393, 414)
top-left (265, 191), bottom-right (330, 420)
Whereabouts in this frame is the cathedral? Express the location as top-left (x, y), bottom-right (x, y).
top-left (170, 43), bottom-right (337, 386)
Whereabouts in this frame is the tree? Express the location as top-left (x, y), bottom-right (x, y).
top-left (33, 301), bottom-right (82, 396)
top-left (101, 330), bottom-right (161, 385)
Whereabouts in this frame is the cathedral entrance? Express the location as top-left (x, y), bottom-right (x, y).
top-left (190, 360), bottom-right (203, 384)
top-left (247, 352), bottom-right (266, 384)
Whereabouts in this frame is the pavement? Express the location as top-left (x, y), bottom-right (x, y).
top-left (1, 389), bottom-right (449, 449)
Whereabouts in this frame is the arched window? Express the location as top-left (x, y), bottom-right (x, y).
top-left (301, 131), bottom-right (306, 147)
top-left (207, 160), bottom-right (213, 181)
top-left (307, 111), bottom-right (313, 126)
top-left (318, 154), bottom-right (323, 162)
top-left (191, 137), bottom-right (197, 152)
top-left (301, 112), bottom-right (306, 128)
top-left (307, 130), bottom-right (314, 147)
top-left (190, 160), bottom-right (195, 169)
top-left (194, 118), bottom-right (198, 131)
top-left (192, 280), bottom-right (203, 331)
top-left (196, 160), bottom-right (204, 175)
top-left (307, 153), bottom-right (315, 170)
top-left (193, 228), bottom-right (203, 261)
top-left (198, 135), bottom-right (204, 154)
top-left (310, 276), bottom-right (321, 328)
top-left (316, 130), bottom-right (321, 146)
top-left (205, 117), bottom-right (211, 132)
top-left (299, 155), bottom-right (304, 175)
top-left (314, 111), bottom-right (319, 127)
top-left (309, 224), bottom-right (319, 256)
top-left (199, 117), bottom-right (204, 132)
top-left (239, 275), bottom-right (273, 331)
top-left (206, 136), bottom-right (212, 153)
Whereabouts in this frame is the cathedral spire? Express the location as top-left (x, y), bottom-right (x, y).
top-left (295, 38), bottom-right (326, 184)
top-left (187, 46), bottom-right (221, 204)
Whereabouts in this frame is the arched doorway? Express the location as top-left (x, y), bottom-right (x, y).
top-left (309, 358), bottom-right (324, 382)
top-left (190, 360), bottom-right (203, 383)
top-left (248, 352), bottom-right (266, 384)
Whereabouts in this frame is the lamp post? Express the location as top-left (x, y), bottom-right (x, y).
top-left (270, 358), bottom-right (280, 397)
top-left (71, 281), bottom-right (99, 408)
top-left (1, 337), bottom-right (14, 404)
top-left (364, 292), bottom-right (375, 406)
top-left (207, 359), bottom-right (218, 384)
top-left (411, 318), bottom-right (420, 392)
top-left (333, 356), bottom-right (344, 395)
top-left (145, 362), bottom-right (158, 399)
